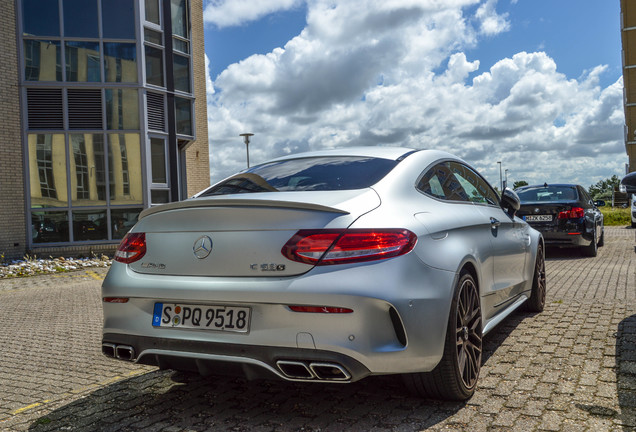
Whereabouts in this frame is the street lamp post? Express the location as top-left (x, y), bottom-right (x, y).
top-left (239, 133), bottom-right (254, 168)
top-left (497, 161), bottom-right (502, 192)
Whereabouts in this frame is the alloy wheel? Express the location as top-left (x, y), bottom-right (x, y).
top-left (455, 278), bottom-right (482, 389)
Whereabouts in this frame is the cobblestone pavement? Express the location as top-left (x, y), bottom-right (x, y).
top-left (0, 227), bottom-right (635, 432)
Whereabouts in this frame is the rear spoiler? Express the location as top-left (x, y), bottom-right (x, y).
top-left (139, 198), bottom-right (350, 220)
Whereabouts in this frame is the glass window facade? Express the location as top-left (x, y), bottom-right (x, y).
top-left (24, 40), bottom-right (62, 81)
top-left (150, 138), bottom-right (167, 183)
top-left (28, 134), bottom-right (67, 208)
top-left (173, 53), bottom-right (190, 93)
top-left (102, 0), bottom-right (136, 39)
top-left (144, 46), bottom-right (164, 87)
top-left (108, 133), bottom-right (143, 205)
top-left (22, 0), bottom-right (60, 37)
top-left (32, 211), bottom-right (69, 243)
top-left (104, 43), bottom-right (138, 83)
top-left (70, 134), bottom-right (107, 206)
top-left (144, 29), bottom-right (163, 46)
top-left (19, 0), bottom-right (196, 247)
top-left (72, 210), bottom-right (108, 241)
top-left (171, 0), bottom-right (188, 38)
top-left (65, 41), bottom-right (101, 82)
top-left (63, 0), bottom-right (99, 38)
top-left (106, 88), bottom-right (140, 130)
top-left (111, 208), bottom-right (142, 240)
top-left (145, 0), bottom-right (161, 25)
top-left (175, 97), bottom-right (192, 136)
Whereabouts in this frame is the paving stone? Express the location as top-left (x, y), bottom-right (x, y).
top-left (0, 228), bottom-right (635, 431)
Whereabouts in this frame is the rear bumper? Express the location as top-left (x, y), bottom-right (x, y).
top-left (101, 257), bottom-right (458, 380)
top-left (542, 232), bottom-right (591, 247)
top-left (526, 221), bottom-right (594, 247)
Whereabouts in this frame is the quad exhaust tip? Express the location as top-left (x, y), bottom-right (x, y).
top-left (276, 360), bottom-right (351, 381)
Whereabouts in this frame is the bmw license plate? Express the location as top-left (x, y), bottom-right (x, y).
top-left (152, 303), bottom-right (250, 333)
top-left (524, 215), bottom-right (552, 222)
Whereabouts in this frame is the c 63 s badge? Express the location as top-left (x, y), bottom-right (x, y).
top-left (141, 262), bottom-right (166, 269)
top-left (250, 263), bottom-right (286, 272)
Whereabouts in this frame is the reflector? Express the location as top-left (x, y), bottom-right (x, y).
top-left (288, 305), bottom-right (353, 313)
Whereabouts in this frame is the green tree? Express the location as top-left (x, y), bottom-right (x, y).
top-left (513, 180), bottom-right (528, 189)
top-left (588, 175), bottom-right (621, 201)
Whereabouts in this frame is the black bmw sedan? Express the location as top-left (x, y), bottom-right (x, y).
top-left (515, 183), bottom-right (604, 257)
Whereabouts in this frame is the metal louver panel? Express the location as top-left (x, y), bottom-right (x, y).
top-left (147, 92), bottom-right (165, 131)
top-left (27, 88), bottom-right (64, 129)
top-left (68, 89), bottom-right (103, 129)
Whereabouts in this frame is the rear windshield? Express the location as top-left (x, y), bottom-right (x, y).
top-left (516, 185), bottom-right (579, 202)
top-left (199, 156), bottom-right (399, 196)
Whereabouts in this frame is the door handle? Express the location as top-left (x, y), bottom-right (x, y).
top-left (490, 217), bottom-right (500, 229)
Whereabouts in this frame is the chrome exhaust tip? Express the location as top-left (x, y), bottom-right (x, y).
top-left (276, 360), bottom-right (314, 379)
top-left (102, 343), bottom-right (116, 358)
top-left (115, 345), bottom-right (135, 361)
top-left (309, 363), bottom-right (351, 381)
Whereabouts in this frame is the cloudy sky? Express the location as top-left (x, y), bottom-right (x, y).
top-left (202, 0), bottom-right (625, 190)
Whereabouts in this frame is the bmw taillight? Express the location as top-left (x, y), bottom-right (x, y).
top-left (557, 207), bottom-right (585, 219)
top-left (114, 232), bottom-right (146, 264)
top-left (282, 229), bottom-right (417, 265)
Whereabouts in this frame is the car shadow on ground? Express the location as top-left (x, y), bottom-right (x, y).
top-left (574, 313), bottom-right (636, 429)
top-left (544, 246), bottom-right (592, 261)
top-left (613, 314), bottom-right (636, 429)
top-left (25, 371), bottom-right (465, 431)
top-left (24, 315), bottom-right (531, 432)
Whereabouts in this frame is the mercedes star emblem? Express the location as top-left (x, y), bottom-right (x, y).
top-left (193, 235), bottom-right (213, 259)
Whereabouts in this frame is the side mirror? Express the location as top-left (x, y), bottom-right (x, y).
top-left (593, 200), bottom-right (605, 207)
top-left (501, 187), bottom-right (520, 217)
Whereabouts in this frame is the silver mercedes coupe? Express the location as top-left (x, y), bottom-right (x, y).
top-left (102, 147), bottom-right (545, 400)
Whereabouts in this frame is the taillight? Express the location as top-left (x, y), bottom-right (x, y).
top-left (557, 207), bottom-right (585, 219)
top-left (114, 232), bottom-right (146, 264)
top-left (282, 229), bottom-right (417, 265)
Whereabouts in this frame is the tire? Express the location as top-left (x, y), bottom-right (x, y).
top-left (597, 228), bottom-right (604, 247)
top-left (582, 230), bottom-right (597, 257)
top-left (632, 221), bottom-right (636, 228)
top-left (403, 271), bottom-right (482, 401)
top-left (524, 243), bottom-right (546, 312)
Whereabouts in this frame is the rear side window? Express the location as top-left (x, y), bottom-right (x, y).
top-left (417, 161), bottom-right (499, 206)
top-left (199, 156), bottom-right (399, 196)
top-left (517, 186), bottom-right (579, 202)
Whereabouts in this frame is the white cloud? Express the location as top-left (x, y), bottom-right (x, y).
top-left (204, 54), bottom-right (215, 97)
top-left (203, 0), bottom-right (303, 28)
top-left (205, 0), bottom-right (626, 189)
top-left (475, 0), bottom-right (510, 35)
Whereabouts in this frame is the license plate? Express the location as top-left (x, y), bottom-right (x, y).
top-left (524, 215), bottom-right (552, 222)
top-left (152, 303), bottom-right (250, 333)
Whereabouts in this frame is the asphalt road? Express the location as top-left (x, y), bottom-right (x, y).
top-left (0, 227), bottom-right (635, 431)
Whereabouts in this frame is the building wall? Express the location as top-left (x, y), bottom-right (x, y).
top-left (1, 0), bottom-right (209, 259)
top-left (0, 1), bottom-right (27, 259)
top-left (622, 0), bottom-right (636, 172)
top-left (186, 0), bottom-right (210, 197)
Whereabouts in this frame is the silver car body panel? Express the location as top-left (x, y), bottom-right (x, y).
top-left (102, 147), bottom-right (542, 380)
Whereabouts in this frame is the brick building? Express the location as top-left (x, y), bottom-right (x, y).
top-left (0, 0), bottom-right (209, 258)
top-left (622, 0), bottom-right (636, 173)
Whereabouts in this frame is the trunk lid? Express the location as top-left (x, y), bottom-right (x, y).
top-left (128, 190), bottom-right (380, 277)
